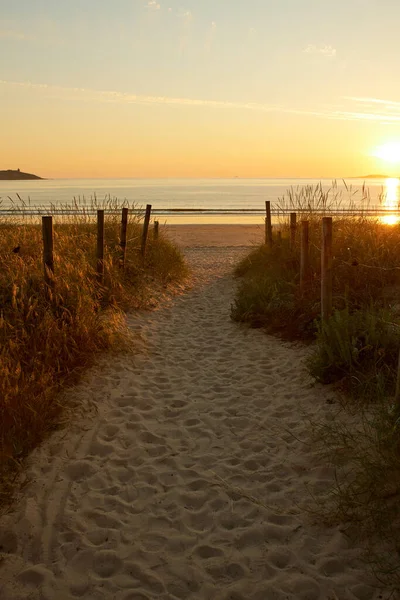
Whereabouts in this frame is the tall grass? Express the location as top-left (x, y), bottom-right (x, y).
top-left (233, 209), bottom-right (400, 356)
top-left (274, 179), bottom-right (386, 215)
top-left (0, 201), bottom-right (188, 502)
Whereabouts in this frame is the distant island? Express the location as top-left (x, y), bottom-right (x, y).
top-left (0, 169), bottom-right (43, 180)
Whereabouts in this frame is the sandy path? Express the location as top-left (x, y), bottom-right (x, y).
top-left (0, 240), bottom-right (392, 599)
top-left (162, 224), bottom-right (265, 247)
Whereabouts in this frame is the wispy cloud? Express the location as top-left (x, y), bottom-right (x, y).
top-left (3, 79), bottom-right (400, 124)
top-left (0, 79), bottom-right (280, 111)
top-left (340, 96), bottom-right (400, 121)
top-left (344, 96), bottom-right (400, 109)
top-left (303, 44), bottom-right (336, 57)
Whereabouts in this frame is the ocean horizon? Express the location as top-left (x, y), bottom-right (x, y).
top-left (1, 177), bottom-right (398, 223)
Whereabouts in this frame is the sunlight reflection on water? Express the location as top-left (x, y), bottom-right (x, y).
top-left (381, 178), bottom-right (400, 225)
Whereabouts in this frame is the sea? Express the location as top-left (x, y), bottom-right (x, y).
top-left (0, 177), bottom-right (398, 224)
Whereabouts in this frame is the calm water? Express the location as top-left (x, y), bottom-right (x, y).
top-left (0, 177), bottom-right (398, 223)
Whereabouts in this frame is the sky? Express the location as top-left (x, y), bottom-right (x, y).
top-left (2, 0), bottom-right (400, 178)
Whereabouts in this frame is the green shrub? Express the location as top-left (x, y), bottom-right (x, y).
top-left (231, 273), bottom-right (295, 328)
top-left (308, 308), bottom-right (400, 399)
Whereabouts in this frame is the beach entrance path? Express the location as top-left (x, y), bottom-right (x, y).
top-left (0, 226), bottom-right (391, 600)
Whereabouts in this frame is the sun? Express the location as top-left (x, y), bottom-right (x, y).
top-left (372, 142), bottom-right (400, 164)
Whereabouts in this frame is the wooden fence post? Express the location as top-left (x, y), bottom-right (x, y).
top-left (277, 230), bottom-right (282, 245)
top-left (153, 220), bottom-right (159, 240)
top-left (290, 212), bottom-right (297, 250)
top-left (141, 204), bottom-right (152, 258)
top-left (265, 201), bottom-right (273, 248)
top-left (300, 220), bottom-right (309, 292)
top-left (97, 209), bottom-right (105, 283)
top-left (321, 216), bottom-right (333, 321)
top-left (42, 216), bottom-right (54, 287)
top-left (120, 207), bottom-right (129, 268)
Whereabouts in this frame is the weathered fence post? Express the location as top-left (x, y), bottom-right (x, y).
top-left (290, 212), bottom-right (297, 250)
top-left (300, 220), bottom-right (309, 292)
top-left (42, 216), bottom-right (54, 287)
top-left (97, 209), bottom-right (105, 283)
top-left (265, 201), bottom-right (273, 248)
top-left (120, 207), bottom-right (129, 268)
top-left (321, 216), bottom-right (333, 321)
top-left (141, 204), bottom-right (152, 258)
top-left (153, 220), bottom-right (159, 240)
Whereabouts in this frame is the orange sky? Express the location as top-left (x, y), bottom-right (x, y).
top-left (2, 1), bottom-right (400, 178)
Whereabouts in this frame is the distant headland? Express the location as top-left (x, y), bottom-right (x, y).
top-left (0, 169), bottom-right (44, 180)
top-left (355, 174), bottom-right (391, 179)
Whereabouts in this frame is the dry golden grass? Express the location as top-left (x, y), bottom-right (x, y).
top-left (0, 207), bottom-right (188, 502)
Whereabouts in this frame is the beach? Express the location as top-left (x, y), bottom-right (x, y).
top-left (164, 224), bottom-right (265, 247)
top-left (0, 224), bottom-right (392, 600)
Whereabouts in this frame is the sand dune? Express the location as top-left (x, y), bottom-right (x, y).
top-left (0, 228), bottom-right (393, 599)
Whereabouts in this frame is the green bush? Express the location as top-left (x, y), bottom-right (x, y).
top-left (308, 308), bottom-right (400, 399)
top-left (231, 273), bottom-right (295, 328)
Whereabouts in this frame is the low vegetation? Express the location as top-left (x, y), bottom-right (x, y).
top-left (0, 201), bottom-right (188, 502)
top-left (232, 183), bottom-right (400, 587)
top-left (232, 214), bottom-right (400, 398)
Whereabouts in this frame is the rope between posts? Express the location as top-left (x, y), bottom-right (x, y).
top-left (337, 260), bottom-right (400, 272)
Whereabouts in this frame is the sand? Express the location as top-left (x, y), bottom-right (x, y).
top-left (0, 225), bottom-right (393, 600)
top-left (163, 224), bottom-right (265, 247)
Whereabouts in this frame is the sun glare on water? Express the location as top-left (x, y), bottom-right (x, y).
top-left (381, 177), bottom-right (400, 225)
top-left (370, 143), bottom-right (400, 224)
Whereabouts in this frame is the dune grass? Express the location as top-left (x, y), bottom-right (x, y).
top-left (0, 202), bottom-right (188, 502)
top-left (232, 214), bottom-right (400, 397)
top-left (232, 184), bottom-right (400, 587)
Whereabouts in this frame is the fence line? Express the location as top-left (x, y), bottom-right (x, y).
top-left (36, 208), bottom-right (159, 288)
top-left (10, 204), bottom-right (400, 327)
